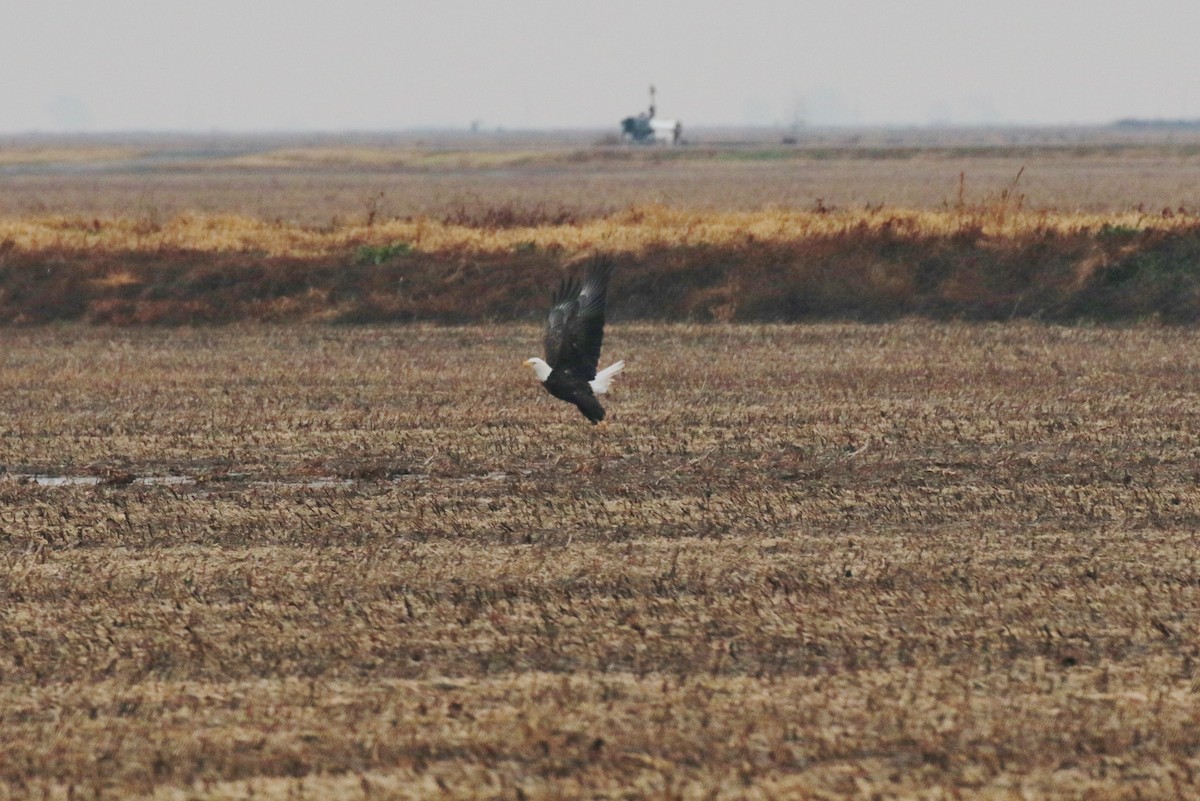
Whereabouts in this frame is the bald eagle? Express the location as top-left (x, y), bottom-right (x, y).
top-left (525, 257), bottom-right (625, 424)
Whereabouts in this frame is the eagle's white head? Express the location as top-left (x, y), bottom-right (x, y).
top-left (524, 357), bottom-right (552, 382)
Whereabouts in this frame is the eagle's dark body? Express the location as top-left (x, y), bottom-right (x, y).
top-left (542, 367), bottom-right (608, 423)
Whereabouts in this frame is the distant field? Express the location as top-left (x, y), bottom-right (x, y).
top-left (3, 128), bottom-right (1200, 222)
top-left (1, 323), bottom-right (1199, 799)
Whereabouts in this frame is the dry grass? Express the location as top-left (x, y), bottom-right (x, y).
top-left (0, 205), bottom-right (1191, 258)
top-left (2, 203), bottom-right (1200, 325)
top-left (2, 322), bottom-right (1200, 799)
top-left (0, 146), bottom-right (136, 165)
top-left (220, 147), bottom-right (566, 171)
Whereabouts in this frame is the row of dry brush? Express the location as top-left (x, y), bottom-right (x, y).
top-left (1, 207), bottom-right (1198, 324)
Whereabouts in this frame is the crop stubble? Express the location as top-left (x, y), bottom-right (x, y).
top-left (0, 323), bottom-right (1198, 798)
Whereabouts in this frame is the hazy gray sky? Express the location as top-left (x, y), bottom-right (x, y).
top-left (6, 0), bottom-right (1199, 132)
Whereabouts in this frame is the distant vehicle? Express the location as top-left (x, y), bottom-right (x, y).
top-left (621, 85), bottom-right (682, 145)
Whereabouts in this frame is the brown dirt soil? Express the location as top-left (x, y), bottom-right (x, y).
top-left (1, 323), bottom-right (1199, 799)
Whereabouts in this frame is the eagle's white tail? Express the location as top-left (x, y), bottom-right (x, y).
top-left (589, 360), bottom-right (625, 394)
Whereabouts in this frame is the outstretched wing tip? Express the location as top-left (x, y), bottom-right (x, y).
top-left (588, 253), bottom-right (615, 278)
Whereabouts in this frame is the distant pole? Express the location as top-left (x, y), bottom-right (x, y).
top-left (649, 84), bottom-right (656, 119)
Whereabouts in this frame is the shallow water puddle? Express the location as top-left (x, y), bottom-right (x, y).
top-left (26, 475), bottom-right (104, 487)
top-left (10, 474), bottom-right (193, 488)
top-left (7, 471), bottom-right (519, 490)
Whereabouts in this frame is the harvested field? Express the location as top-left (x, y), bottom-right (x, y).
top-left (2, 322), bottom-right (1199, 799)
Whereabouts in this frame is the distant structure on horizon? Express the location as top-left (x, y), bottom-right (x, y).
top-left (620, 85), bottom-right (682, 144)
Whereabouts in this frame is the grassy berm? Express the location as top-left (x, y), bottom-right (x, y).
top-left (4, 206), bottom-right (1200, 324)
top-left (1, 323), bottom-right (1199, 799)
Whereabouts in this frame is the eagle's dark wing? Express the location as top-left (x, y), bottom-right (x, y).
top-left (543, 275), bottom-right (579, 369)
top-left (543, 257), bottom-right (613, 380)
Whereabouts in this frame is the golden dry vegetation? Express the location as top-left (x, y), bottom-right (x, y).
top-left (2, 202), bottom-right (1200, 325)
top-left (0, 205), bottom-right (1190, 258)
top-left (219, 147), bottom-right (572, 171)
top-left (2, 323), bottom-right (1200, 799)
top-left (0, 146), bottom-right (137, 166)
